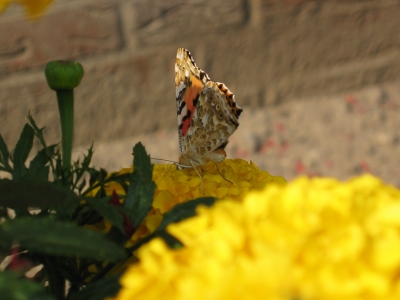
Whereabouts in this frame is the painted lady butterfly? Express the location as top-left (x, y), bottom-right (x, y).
top-left (175, 48), bottom-right (242, 169)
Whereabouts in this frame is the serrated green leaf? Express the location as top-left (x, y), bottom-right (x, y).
top-left (29, 147), bottom-right (52, 180)
top-left (12, 124), bottom-right (34, 180)
top-left (71, 145), bottom-right (95, 192)
top-left (69, 274), bottom-right (121, 300)
top-left (81, 144), bottom-right (94, 170)
top-left (0, 218), bottom-right (126, 262)
top-left (86, 198), bottom-right (125, 236)
top-left (0, 179), bottom-right (79, 210)
top-left (27, 113), bottom-right (45, 140)
top-left (27, 113), bottom-right (50, 152)
top-left (26, 115), bottom-right (58, 176)
top-left (0, 134), bottom-right (11, 172)
top-left (156, 197), bottom-right (216, 231)
top-left (125, 143), bottom-right (156, 229)
top-left (0, 271), bottom-right (56, 300)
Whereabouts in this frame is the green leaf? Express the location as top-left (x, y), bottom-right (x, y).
top-left (0, 271), bottom-right (56, 300)
top-left (69, 274), bottom-right (121, 300)
top-left (158, 231), bottom-right (183, 248)
top-left (27, 113), bottom-right (49, 151)
top-left (86, 198), bottom-right (125, 236)
top-left (71, 145), bottom-right (94, 192)
top-left (28, 146), bottom-right (53, 180)
top-left (12, 124), bottom-right (34, 180)
top-left (0, 134), bottom-right (11, 172)
top-left (0, 218), bottom-right (126, 262)
top-left (80, 144), bottom-right (94, 170)
top-left (125, 143), bottom-right (156, 230)
top-left (0, 179), bottom-right (79, 210)
top-left (156, 197), bottom-right (216, 231)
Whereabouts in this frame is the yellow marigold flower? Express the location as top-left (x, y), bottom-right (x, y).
top-left (0, 0), bottom-right (53, 17)
top-left (115, 174), bottom-right (400, 300)
top-left (0, 0), bottom-right (8, 12)
top-left (104, 159), bottom-right (285, 246)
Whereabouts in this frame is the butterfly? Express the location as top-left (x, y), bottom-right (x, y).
top-left (175, 48), bottom-right (243, 171)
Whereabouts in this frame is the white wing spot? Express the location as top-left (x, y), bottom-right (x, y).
top-left (176, 82), bottom-right (186, 99)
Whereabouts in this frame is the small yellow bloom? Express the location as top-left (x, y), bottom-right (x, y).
top-left (0, 0), bottom-right (53, 17)
top-left (116, 174), bottom-right (400, 300)
top-left (102, 159), bottom-right (284, 246)
top-left (85, 159), bottom-right (285, 281)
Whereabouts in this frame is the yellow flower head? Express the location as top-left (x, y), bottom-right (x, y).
top-left (116, 174), bottom-right (400, 300)
top-left (105, 159), bottom-right (285, 246)
top-left (0, 0), bottom-right (53, 18)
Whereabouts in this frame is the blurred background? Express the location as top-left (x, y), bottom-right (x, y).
top-left (1, 0), bottom-right (400, 185)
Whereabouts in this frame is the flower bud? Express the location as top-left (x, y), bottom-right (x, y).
top-left (45, 60), bottom-right (84, 91)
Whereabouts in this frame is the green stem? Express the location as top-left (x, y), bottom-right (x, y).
top-left (56, 89), bottom-right (74, 170)
top-left (43, 258), bottom-right (65, 300)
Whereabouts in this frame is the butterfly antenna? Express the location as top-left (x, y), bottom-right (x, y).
top-left (131, 152), bottom-right (179, 164)
top-left (132, 152), bottom-right (205, 192)
top-left (151, 157), bottom-right (180, 164)
top-left (191, 159), bottom-right (204, 194)
top-left (214, 162), bottom-right (233, 185)
top-left (131, 153), bottom-right (183, 173)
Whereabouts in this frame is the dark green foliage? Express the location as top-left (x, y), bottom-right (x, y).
top-left (0, 134), bottom-right (11, 173)
top-left (0, 218), bottom-right (125, 262)
top-left (0, 71), bottom-right (219, 298)
top-left (69, 274), bottom-right (122, 300)
top-left (11, 124), bottom-right (34, 180)
top-left (125, 143), bottom-right (156, 230)
top-left (29, 146), bottom-right (54, 180)
top-left (0, 180), bottom-right (79, 210)
top-left (0, 117), bottom-right (140, 299)
top-left (0, 271), bottom-right (56, 300)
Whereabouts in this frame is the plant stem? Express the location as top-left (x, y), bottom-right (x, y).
top-left (45, 60), bottom-right (83, 172)
top-left (56, 90), bottom-right (74, 171)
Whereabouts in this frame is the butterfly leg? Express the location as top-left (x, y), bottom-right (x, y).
top-left (190, 159), bottom-right (204, 194)
top-left (214, 162), bottom-right (233, 185)
top-left (163, 164), bottom-right (173, 177)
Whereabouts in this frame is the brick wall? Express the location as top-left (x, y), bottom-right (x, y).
top-left (1, 0), bottom-right (399, 149)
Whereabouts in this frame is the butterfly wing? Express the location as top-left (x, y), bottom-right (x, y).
top-left (175, 48), bottom-right (209, 135)
top-left (175, 48), bottom-right (242, 167)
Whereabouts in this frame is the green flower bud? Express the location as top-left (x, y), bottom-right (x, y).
top-left (45, 60), bottom-right (84, 171)
top-left (45, 60), bottom-right (84, 90)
